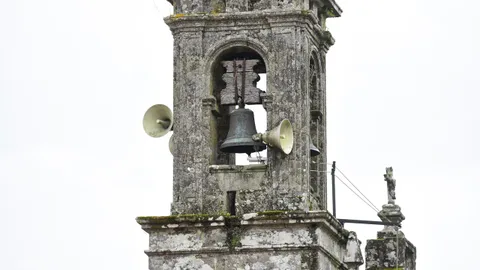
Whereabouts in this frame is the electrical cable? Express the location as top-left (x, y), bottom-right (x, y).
top-left (335, 166), bottom-right (382, 213)
top-left (331, 166), bottom-right (400, 265)
top-left (332, 172), bottom-right (394, 224)
top-left (334, 175), bottom-right (380, 216)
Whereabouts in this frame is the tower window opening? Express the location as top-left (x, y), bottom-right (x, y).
top-left (211, 46), bottom-right (267, 166)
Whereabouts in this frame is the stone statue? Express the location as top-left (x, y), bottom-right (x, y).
top-left (384, 167), bottom-right (396, 204)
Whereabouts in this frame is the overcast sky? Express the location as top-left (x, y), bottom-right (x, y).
top-left (1, 0), bottom-right (479, 269)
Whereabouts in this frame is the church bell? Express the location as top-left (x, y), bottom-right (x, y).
top-left (220, 108), bottom-right (266, 155)
top-left (310, 142), bottom-right (321, 157)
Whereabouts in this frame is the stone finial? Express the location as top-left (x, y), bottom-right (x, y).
top-left (384, 167), bottom-right (396, 205)
top-left (378, 204), bottom-right (405, 233)
top-left (365, 167), bottom-right (416, 270)
top-left (344, 231), bottom-right (364, 270)
top-left (380, 167), bottom-right (405, 231)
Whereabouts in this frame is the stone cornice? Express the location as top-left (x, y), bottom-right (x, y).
top-left (163, 11), bottom-right (335, 48)
top-left (326, 0), bottom-right (343, 17)
top-left (137, 210), bottom-right (347, 239)
top-left (317, 0), bottom-right (343, 17)
top-left (163, 1), bottom-right (341, 17)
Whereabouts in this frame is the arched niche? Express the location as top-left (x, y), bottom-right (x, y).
top-left (209, 45), bottom-right (268, 165)
top-left (309, 49), bottom-right (324, 209)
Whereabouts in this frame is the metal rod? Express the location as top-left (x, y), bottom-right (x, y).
top-left (234, 59), bottom-right (238, 106)
top-left (240, 58), bottom-right (246, 108)
top-left (331, 161), bottom-right (336, 217)
top-left (338, 218), bottom-right (401, 227)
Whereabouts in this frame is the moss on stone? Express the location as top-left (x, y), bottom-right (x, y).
top-left (326, 9), bottom-right (336, 18)
top-left (230, 234), bottom-right (241, 248)
top-left (171, 13), bottom-right (185, 19)
top-left (211, 1), bottom-right (224, 14)
top-left (225, 220), bottom-right (242, 251)
top-left (301, 10), bottom-right (310, 16)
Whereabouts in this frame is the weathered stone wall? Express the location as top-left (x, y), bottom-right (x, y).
top-left (365, 231), bottom-right (417, 270)
top-left (138, 211), bottom-right (350, 270)
top-left (167, 10), bottom-right (337, 215)
top-left (149, 251), bottom-right (345, 270)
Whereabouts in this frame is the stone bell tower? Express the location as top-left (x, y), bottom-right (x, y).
top-left (137, 1), bottom-right (355, 269)
top-left (166, 0), bottom-right (342, 217)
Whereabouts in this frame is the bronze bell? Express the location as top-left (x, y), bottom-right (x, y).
top-left (310, 142), bottom-right (321, 157)
top-left (220, 108), bottom-right (266, 155)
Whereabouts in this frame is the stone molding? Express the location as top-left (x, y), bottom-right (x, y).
top-left (164, 11), bottom-right (335, 47)
top-left (137, 211), bottom-right (346, 238)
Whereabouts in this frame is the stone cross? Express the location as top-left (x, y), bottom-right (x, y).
top-left (384, 167), bottom-right (396, 205)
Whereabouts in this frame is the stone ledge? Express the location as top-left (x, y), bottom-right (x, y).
top-left (138, 210), bottom-right (342, 225)
top-left (146, 245), bottom-right (336, 255)
top-left (209, 164), bottom-right (267, 173)
top-left (137, 211), bottom-right (347, 240)
top-left (165, 10), bottom-right (321, 28)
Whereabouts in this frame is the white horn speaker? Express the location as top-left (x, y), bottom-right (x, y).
top-left (254, 119), bottom-right (294, 155)
top-left (143, 104), bottom-right (173, 138)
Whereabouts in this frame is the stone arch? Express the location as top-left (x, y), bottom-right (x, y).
top-left (309, 49), bottom-right (321, 111)
top-left (204, 36), bottom-right (270, 96)
top-left (308, 48), bottom-right (324, 210)
top-left (204, 36), bottom-right (270, 165)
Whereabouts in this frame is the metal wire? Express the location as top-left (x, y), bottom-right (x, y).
top-left (332, 171), bottom-right (395, 224)
top-left (334, 175), bottom-right (380, 216)
top-left (335, 166), bottom-right (382, 213)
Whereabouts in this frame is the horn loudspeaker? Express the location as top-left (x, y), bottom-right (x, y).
top-left (143, 104), bottom-right (173, 138)
top-left (260, 119), bottom-right (294, 155)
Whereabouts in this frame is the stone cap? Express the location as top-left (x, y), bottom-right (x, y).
top-left (378, 204), bottom-right (405, 226)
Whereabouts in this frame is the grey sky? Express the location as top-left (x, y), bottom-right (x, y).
top-left (1, 0), bottom-right (479, 269)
